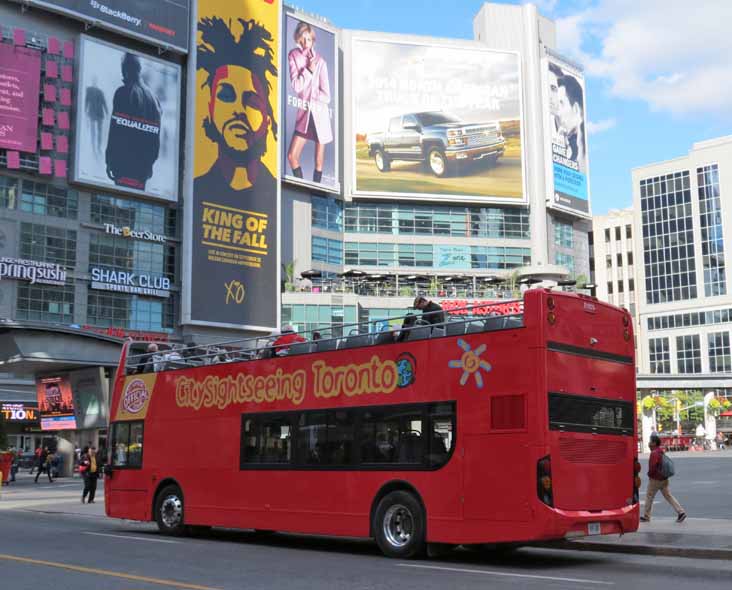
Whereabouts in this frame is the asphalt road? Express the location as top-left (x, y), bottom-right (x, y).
top-left (639, 452), bottom-right (732, 519)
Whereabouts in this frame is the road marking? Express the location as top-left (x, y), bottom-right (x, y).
top-left (84, 532), bottom-right (181, 544)
top-left (397, 563), bottom-right (614, 585)
top-left (0, 554), bottom-right (220, 590)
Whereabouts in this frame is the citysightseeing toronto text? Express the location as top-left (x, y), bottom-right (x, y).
top-left (174, 356), bottom-right (401, 411)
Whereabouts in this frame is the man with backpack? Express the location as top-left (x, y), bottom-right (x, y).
top-left (640, 433), bottom-right (686, 523)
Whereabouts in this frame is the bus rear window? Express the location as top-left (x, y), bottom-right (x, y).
top-left (549, 393), bottom-right (633, 436)
top-left (111, 421), bottom-right (144, 468)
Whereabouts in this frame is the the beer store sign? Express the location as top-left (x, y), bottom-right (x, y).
top-left (0, 257), bottom-right (67, 286)
top-left (104, 223), bottom-right (166, 243)
top-left (91, 268), bottom-right (171, 298)
top-left (1, 402), bottom-right (38, 423)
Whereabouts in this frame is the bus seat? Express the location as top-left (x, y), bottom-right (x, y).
top-left (446, 321), bottom-right (466, 337)
top-left (407, 325), bottom-right (431, 341)
top-left (431, 326), bottom-right (446, 338)
top-left (397, 434), bottom-right (422, 463)
top-left (373, 331), bottom-right (394, 346)
top-left (316, 339), bottom-right (338, 353)
top-left (340, 334), bottom-right (370, 349)
top-left (289, 342), bottom-right (315, 355)
top-left (466, 321), bottom-right (484, 333)
top-left (483, 316), bottom-right (505, 331)
top-left (504, 316), bottom-right (524, 328)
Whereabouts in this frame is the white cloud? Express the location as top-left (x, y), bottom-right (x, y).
top-left (525, 0), bottom-right (558, 14)
top-left (587, 118), bottom-right (616, 135)
top-left (555, 0), bottom-right (732, 115)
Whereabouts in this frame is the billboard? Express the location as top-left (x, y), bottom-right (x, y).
top-left (0, 43), bottom-right (41, 153)
top-left (543, 53), bottom-right (590, 216)
top-left (21, 1), bottom-right (190, 53)
top-left (36, 375), bottom-right (77, 431)
top-left (69, 368), bottom-right (108, 430)
top-left (282, 11), bottom-right (339, 192)
top-left (1, 402), bottom-right (39, 423)
top-left (352, 38), bottom-right (525, 203)
top-left (73, 36), bottom-right (182, 203)
top-left (186, 0), bottom-right (281, 331)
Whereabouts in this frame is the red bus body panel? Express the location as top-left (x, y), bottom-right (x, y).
top-left (105, 290), bottom-right (638, 544)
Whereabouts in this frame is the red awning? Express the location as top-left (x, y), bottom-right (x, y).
top-left (720, 410), bottom-right (732, 417)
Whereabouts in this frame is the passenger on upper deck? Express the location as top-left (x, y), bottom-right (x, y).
top-left (272, 325), bottom-right (306, 355)
top-left (136, 343), bottom-right (159, 374)
top-left (413, 296), bottom-right (445, 325)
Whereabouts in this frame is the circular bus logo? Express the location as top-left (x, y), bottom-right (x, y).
top-left (396, 352), bottom-right (416, 388)
top-left (123, 379), bottom-right (149, 414)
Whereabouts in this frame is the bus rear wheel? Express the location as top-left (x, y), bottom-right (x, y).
top-left (373, 491), bottom-right (426, 559)
top-left (155, 484), bottom-right (186, 536)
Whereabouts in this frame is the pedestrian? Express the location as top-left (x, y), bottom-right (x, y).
top-left (29, 445), bottom-right (41, 474)
top-left (8, 446), bottom-right (17, 483)
top-left (413, 295), bottom-right (445, 325)
top-left (34, 446), bottom-right (53, 483)
top-left (640, 433), bottom-right (686, 523)
top-left (80, 446), bottom-right (99, 504)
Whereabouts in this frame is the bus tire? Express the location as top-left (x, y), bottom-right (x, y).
top-left (155, 484), bottom-right (186, 536)
top-left (373, 490), bottom-right (426, 559)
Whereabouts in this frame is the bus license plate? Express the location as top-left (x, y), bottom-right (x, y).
top-left (588, 522), bottom-right (601, 536)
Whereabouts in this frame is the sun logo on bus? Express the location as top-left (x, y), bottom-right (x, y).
top-left (448, 339), bottom-right (492, 389)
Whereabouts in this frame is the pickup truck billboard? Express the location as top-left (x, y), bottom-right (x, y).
top-left (352, 38), bottom-right (525, 203)
top-left (543, 53), bottom-right (590, 216)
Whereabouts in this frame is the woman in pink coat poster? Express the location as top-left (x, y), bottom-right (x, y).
top-left (286, 21), bottom-right (333, 184)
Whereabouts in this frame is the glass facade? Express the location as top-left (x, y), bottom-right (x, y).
top-left (311, 196), bottom-right (343, 232)
top-left (554, 220), bottom-right (573, 248)
top-left (16, 283), bottom-right (75, 324)
top-left (311, 236), bottom-right (343, 265)
top-left (640, 171), bottom-right (697, 304)
top-left (281, 304), bottom-right (358, 337)
top-left (555, 252), bottom-right (575, 274)
top-left (0, 174), bottom-right (18, 209)
top-left (91, 194), bottom-right (177, 237)
top-left (344, 242), bottom-right (530, 270)
top-left (89, 234), bottom-right (176, 281)
top-left (708, 331), bottom-right (731, 373)
top-left (676, 334), bottom-right (701, 374)
top-left (648, 308), bottom-right (732, 331)
top-left (19, 180), bottom-right (78, 219)
top-left (20, 223), bottom-right (77, 268)
top-left (87, 292), bottom-right (176, 333)
top-left (344, 202), bottom-right (530, 239)
top-left (697, 164), bottom-right (725, 297)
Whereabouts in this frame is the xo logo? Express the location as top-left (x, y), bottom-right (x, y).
top-left (225, 280), bottom-right (246, 304)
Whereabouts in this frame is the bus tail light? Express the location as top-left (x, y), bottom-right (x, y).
top-left (547, 311), bottom-right (557, 325)
top-left (537, 455), bottom-right (553, 507)
top-left (633, 457), bottom-right (641, 504)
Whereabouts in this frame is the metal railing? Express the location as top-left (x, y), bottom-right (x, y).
top-left (125, 299), bottom-right (524, 374)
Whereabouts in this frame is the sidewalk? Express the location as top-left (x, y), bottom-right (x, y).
top-left (0, 471), bottom-right (106, 517)
top-left (554, 518), bottom-right (732, 560)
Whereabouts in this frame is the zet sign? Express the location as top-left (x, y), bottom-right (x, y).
top-left (90, 267), bottom-right (171, 298)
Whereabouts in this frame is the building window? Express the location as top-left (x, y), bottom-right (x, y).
top-left (615, 226), bottom-right (621, 241)
top-left (87, 292), bottom-right (176, 333)
top-left (588, 231), bottom-right (594, 246)
top-left (627, 251), bottom-right (633, 266)
top-left (629, 278), bottom-right (635, 292)
top-left (604, 228), bottom-right (610, 242)
top-left (16, 283), bottom-right (74, 323)
top-left (617, 253), bottom-right (623, 267)
top-left (626, 224), bottom-right (632, 239)
top-left (19, 180), bottom-right (77, 219)
top-left (607, 281), bottom-right (613, 295)
top-left (617, 281), bottom-right (624, 293)
top-left (676, 334), bottom-right (701, 374)
top-left (0, 174), bottom-right (18, 209)
top-left (640, 171), bottom-right (697, 304)
top-left (90, 194), bottom-right (176, 237)
top-left (554, 220), bottom-right (573, 248)
top-left (311, 196), bottom-right (343, 232)
top-left (697, 164), bottom-right (726, 297)
top-left (344, 202), bottom-right (530, 239)
top-left (311, 236), bottom-right (343, 265)
top-left (708, 331), bottom-right (731, 373)
top-left (20, 223), bottom-right (77, 267)
top-left (555, 252), bottom-right (574, 274)
top-left (649, 337), bottom-right (670, 374)
top-left (89, 234), bottom-right (176, 281)
top-left (605, 255), bottom-right (612, 269)
top-left (281, 304), bottom-right (357, 337)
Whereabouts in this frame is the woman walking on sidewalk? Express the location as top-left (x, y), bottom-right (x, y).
top-left (641, 434), bottom-right (687, 523)
top-left (80, 446), bottom-right (99, 504)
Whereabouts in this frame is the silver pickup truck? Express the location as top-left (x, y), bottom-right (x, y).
top-left (366, 111), bottom-right (505, 177)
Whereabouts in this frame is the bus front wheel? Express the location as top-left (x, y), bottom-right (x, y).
top-left (373, 491), bottom-right (426, 559)
top-left (155, 484), bottom-right (186, 536)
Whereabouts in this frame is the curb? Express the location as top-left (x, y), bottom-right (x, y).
top-left (545, 540), bottom-right (732, 560)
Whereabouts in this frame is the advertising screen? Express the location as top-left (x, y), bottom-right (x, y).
top-left (543, 53), bottom-right (590, 216)
top-left (282, 12), bottom-right (339, 192)
top-left (69, 368), bottom-right (108, 430)
top-left (352, 38), bottom-right (525, 203)
top-left (1, 402), bottom-right (39, 423)
top-left (36, 375), bottom-right (77, 431)
top-left (22, 1), bottom-right (190, 53)
top-left (0, 43), bottom-right (41, 153)
top-left (186, 0), bottom-right (280, 331)
top-left (73, 36), bottom-right (181, 203)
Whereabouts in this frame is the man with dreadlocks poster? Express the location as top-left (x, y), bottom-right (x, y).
top-left (190, 0), bottom-right (280, 330)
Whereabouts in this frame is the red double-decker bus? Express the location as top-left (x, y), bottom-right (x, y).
top-left (104, 289), bottom-right (639, 558)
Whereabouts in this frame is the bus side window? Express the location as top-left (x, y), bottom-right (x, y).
top-left (111, 421), bottom-right (144, 468)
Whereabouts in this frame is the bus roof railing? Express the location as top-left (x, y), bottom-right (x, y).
top-left (124, 298), bottom-right (524, 374)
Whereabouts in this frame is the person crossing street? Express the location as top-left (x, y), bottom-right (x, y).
top-left (641, 433), bottom-right (686, 523)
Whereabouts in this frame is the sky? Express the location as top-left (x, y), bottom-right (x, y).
top-left (288, 0), bottom-right (732, 215)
